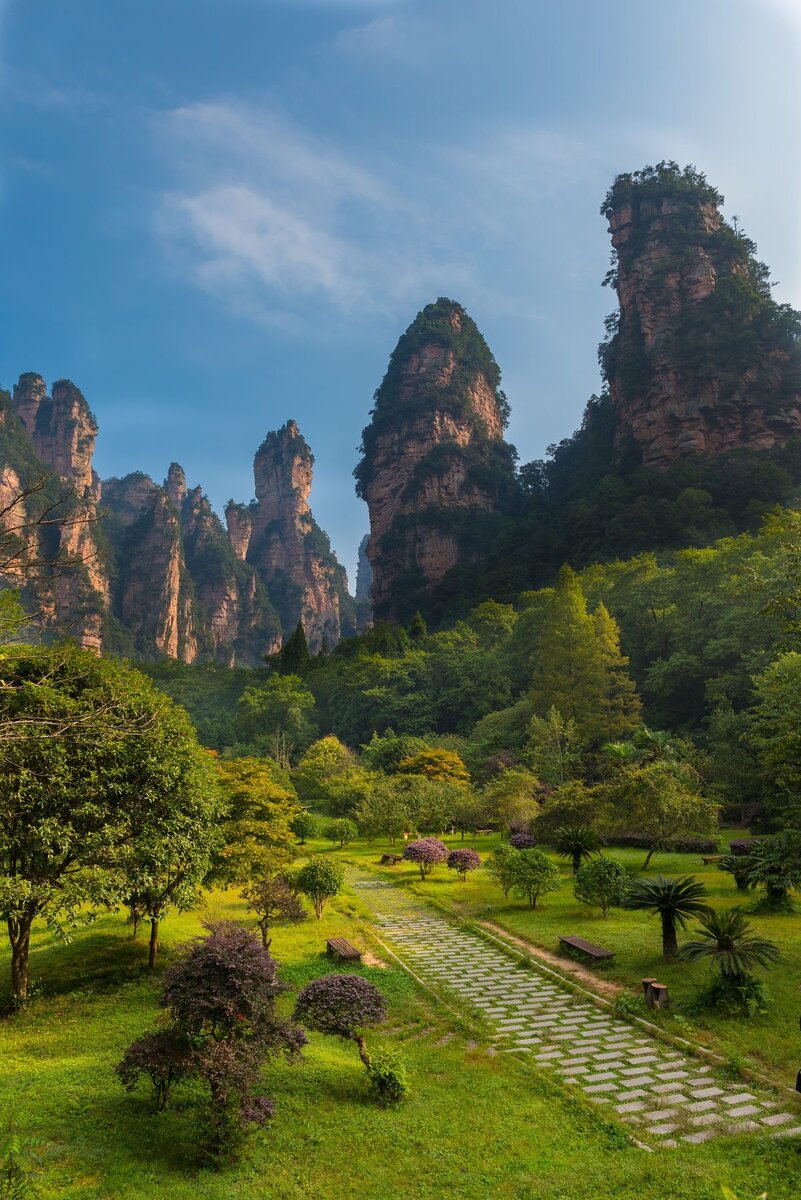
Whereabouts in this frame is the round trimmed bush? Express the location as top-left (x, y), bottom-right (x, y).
top-left (402, 837), bottom-right (449, 879)
top-left (509, 832), bottom-right (537, 850)
top-left (447, 848), bottom-right (481, 881)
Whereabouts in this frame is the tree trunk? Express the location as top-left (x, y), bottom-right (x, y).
top-left (8, 914), bottom-right (33, 1002)
top-left (353, 1033), bottom-right (371, 1069)
top-left (148, 917), bottom-right (160, 968)
top-left (572, 852), bottom-right (581, 875)
top-left (642, 847), bottom-right (656, 870)
top-left (661, 913), bottom-right (678, 959)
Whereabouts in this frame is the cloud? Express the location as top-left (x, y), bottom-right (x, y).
top-left (155, 101), bottom-right (471, 322)
top-left (332, 13), bottom-right (432, 65)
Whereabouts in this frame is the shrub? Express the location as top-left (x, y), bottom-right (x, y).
top-left (509, 832), bottom-right (537, 850)
top-left (509, 848), bottom-right (562, 910)
top-left (604, 834), bottom-right (718, 853)
top-left (296, 857), bottom-right (345, 919)
top-left (402, 838), bottom-right (449, 880)
top-left (243, 876), bottom-right (306, 948)
top-left (291, 812), bottom-right (319, 845)
top-left (573, 856), bottom-right (628, 917)
top-left (447, 848), bottom-right (481, 881)
top-left (689, 974), bottom-right (770, 1017)
top-left (365, 1048), bottom-right (409, 1105)
top-left (117, 922), bottom-right (306, 1160)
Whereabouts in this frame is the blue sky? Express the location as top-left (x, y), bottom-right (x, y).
top-left (1, 0), bottom-right (799, 581)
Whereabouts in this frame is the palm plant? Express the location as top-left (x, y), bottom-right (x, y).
top-left (554, 825), bottom-right (601, 875)
top-left (622, 874), bottom-right (710, 959)
top-left (678, 908), bottom-right (780, 980)
top-left (740, 833), bottom-right (801, 909)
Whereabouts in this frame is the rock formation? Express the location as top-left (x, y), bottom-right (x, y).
top-left (355, 533), bottom-right (373, 633)
top-left (0, 376), bottom-right (353, 663)
top-left (601, 163), bottom-right (801, 468)
top-left (355, 298), bottom-right (517, 621)
top-left (239, 421), bottom-right (355, 652)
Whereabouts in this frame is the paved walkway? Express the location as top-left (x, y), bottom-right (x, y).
top-left (353, 877), bottom-right (801, 1149)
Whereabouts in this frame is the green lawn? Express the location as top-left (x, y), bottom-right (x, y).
top-left (1, 860), bottom-right (801, 1198)
top-left (341, 830), bottom-right (801, 1087)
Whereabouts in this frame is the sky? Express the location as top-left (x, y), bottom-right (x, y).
top-left (1, 0), bottom-right (799, 581)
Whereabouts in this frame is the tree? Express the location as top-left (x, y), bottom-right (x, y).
top-left (243, 876), bottom-right (306, 949)
top-left (116, 1028), bottom-right (194, 1112)
top-left (748, 653), bottom-right (801, 824)
top-left (291, 811), bottom-right (319, 845)
top-left (508, 848), bottom-right (562, 909)
top-left (402, 837), bottom-right (449, 880)
top-left (574, 857), bottom-right (628, 917)
top-left (235, 674), bottom-right (317, 761)
top-left (355, 779), bottom-right (411, 846)
top-left (678, 907), bottom-right (780, 979)
top-left (554, 826), bottom-right (601, 876)
top-left (118, 922), bottom-right (306, 1158)
top-left (397, 748), bottom-right (471, 786)
top-left (293, 974), bottom-right (390, 1091)
top-left (447, 848), bottom-right (481, 881)
top-left (534, 780), bottom-right (606, 839)
top-left (450, 789), bottom-right (487, 840)
top-left (530, 566), bottom-right (640, 748)
top-left (293, 736), bottom-right (355, 808)
top-left (360, 732), bottom-right (432, 774)
top-left (212, 757), bottom-right (299, 886)
top-left (486, 844), bottom-right (518, 898)
top-left (0, 644), bottom-right (221, 999)
top-left (527, 707), bottom-right (583, 787)
top-left (482, 768), bottom-right (543, 835)
top-left (295, 857), bottom-right (345, 918)
top-left (276, 621), bottom-right (310, 675)
top-left (605, 762), bottom-right (718, 868)
top-left (325, 818), bottom-right (358, 849)
top-left (622, 875), bottom-right (710, 960)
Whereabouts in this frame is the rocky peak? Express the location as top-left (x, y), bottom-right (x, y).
top-left (166, 462), bottom-right (187, 509)
top-left (601, 163), bottom-right (801, 468)
top-left (13, 373), bottom-right (99, 497)
top-left (225, 501), bottom-right (252, 561)
top-left (355, 297), bottom-right (517, 621)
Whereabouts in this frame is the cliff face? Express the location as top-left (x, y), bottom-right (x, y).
top-left (243, 420), bottom-right (355, 652)
top-left (355, 298), bottom-right (517, 621)
top-left (601, 164), bottom-right (801, 468)
top-left (0, 376), bottom-right (351, 662)
top-left (355, 533), bottom-right (373, 633)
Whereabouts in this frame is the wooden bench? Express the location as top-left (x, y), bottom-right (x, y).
top-left (475, 829), bottom-right (494, 837)
top-left (379, 853), bottom-right (404, 865)
top-left (558, 935), bottom-right (614, 962)
top-left (702, 854), bottom-right (723, 865)
top-left (326, 937), bottom-right (362, 962)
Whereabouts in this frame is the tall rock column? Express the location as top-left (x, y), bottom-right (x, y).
top-left (244, 420), bottom-right (354, 651)
top-left (355, 297), bottom-right (517, 622)
top-left (601, 163), bottom-right (801, 468)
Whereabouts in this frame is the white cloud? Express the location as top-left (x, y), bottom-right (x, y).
top-left (332, 13), bottom-right (431, 65)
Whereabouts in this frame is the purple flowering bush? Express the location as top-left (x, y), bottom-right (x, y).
top-left (447, 848), bottom-right (481, 881)
top-left (402, 837), bottom-right (449, 879)
top-left (509, 832), bottom-right (537, 850)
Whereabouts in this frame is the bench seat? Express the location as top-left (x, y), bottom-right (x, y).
top-left (326, 937), bottom-right (362, 962)
top-left (559, 934), bottom-right (614, 961)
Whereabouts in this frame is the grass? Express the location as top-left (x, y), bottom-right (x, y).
top-left (341, 830), bottom-right (801, 1086)
top-left (0, 855), bottom-right (799, 1198)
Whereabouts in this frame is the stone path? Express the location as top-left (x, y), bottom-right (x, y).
top-left (354, 877), bottom-right (801, 1149)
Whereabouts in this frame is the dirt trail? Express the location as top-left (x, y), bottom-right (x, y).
top-left (479, 921), bottom-right (625, 1000)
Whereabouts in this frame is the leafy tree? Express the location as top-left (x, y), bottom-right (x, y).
top-left (0, 644), bottom-right (220, 998)
top-left (408, 611), bottom-right (428, 641)
top-left (243, 876), bottom-right (306, 949)
top-left (593, 602), bottom-right (643, 743)
top-left (748, 653), bottom-right (801, 824)
top-left (402, 837), bottom-right (449, 879)
top-left (116, 1028), bottom-right (194, 1112)
top-left (487, 844), bottom-right (518, 898)
top-left (212, 757), bottom-right (299, 885)
top-left (319, 766), bottom-right (378, 819)
top-left (296, 857), bottom-right (345, 918)
top-left (527, 707), bottom-right (583, 787)
top-left (447, 848), bottom-right (481, 880)
top-left (397, 748), bottom-right (471, 786)
top-left (294, 974), bottom-right (402, 1100)
top-left (449, 788), bottom-right (487, 840)
top-left (118, 922), bottom-right (306, 1158)
top-left (276, 621), bottom-right (310, 675)
top-left (508, 848), bottom-right (562, 909)
top-left (235, 674), bottom-right (317, 761)
top-left (622, 875), bottom-right (710, 959)
top-left (554, 825), bottom-right (601, 875)
top-left (293, 736), bottom-right (355, 808)
top-left (291, 811), bottom-right (319, 845)
top-left (482, 768), bottom-right (543, 835)
top-left (573, 856), bottom-right (628, 917)
top-left (355, 778), bottom-right (411, 845)
top-left (534, 780), bottom-right (606, 839)
top-left (605, 762), bottom-right (718, 868)
top-left (360, 732), bottom-right (432, 774)
top-left (734, 831), bottom-right (801, 909)
top-left (325, 818), bottom-right (358, 849)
